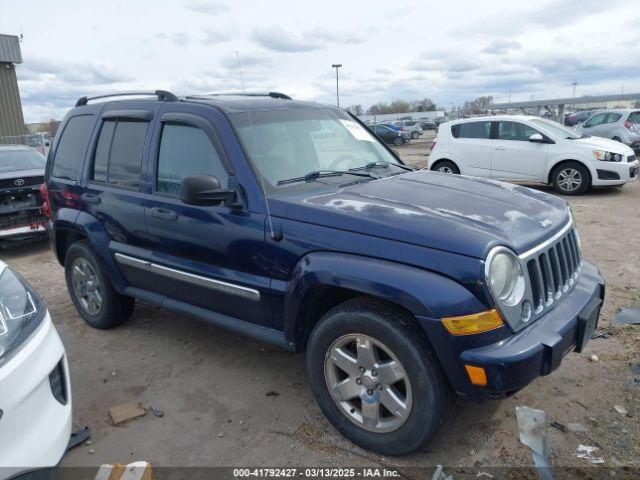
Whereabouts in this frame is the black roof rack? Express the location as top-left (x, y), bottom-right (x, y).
top-left (75, 90), bottom-right (178, 107)
top-left (187, 92), bottom-right (292, 100)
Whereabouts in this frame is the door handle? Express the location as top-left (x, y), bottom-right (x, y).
top-left (81, 193), bottom-right (101, 205)
top-left (495, 146), bottom-right (506, 151)
top-left (150, 207), bottom-right (178, 221)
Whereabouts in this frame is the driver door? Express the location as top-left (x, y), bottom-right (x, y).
top-left (141, 104), bottom-right (272, 327)
top-left (491, 121), bottom-right (548, 180)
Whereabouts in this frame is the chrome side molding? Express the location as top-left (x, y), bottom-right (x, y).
top-left (114, 253), bottom-right (260, 301)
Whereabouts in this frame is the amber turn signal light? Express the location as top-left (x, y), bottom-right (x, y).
top-left (442, 309), bottom-right (504, 335)
top-left (464, 365), bottom-right (488, 386)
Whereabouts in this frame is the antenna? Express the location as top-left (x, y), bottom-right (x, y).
top-left (235, 51), bottom-right (279, 240)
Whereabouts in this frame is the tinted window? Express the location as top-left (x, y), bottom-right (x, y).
top-left (584, 113), bottom-right (606, 127)
top-left (52, 115), bottom-right (95, 180)
top-left (497, 121), bottom-right (541, 141)
top-left (604, 113), bottom-right (622, 124)
top-left (628, 112), bottom-right (640, 124)
top-left (91, 119), bottom-right (148, 189)
top-left (157, 124), bottom-right (227, 195)
top-left (451, 121), bottom-right (492, 139)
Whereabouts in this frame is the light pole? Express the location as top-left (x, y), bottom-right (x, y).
top-left (571, 81), bottom-right (578, 98)
top-left (332, 64), bottom-right (342, 107)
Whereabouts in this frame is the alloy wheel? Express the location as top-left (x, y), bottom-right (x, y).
top-left (324, 334), bottom-right (412, 433)
top-left (557, 168), bottom-right (582, 192)
top-left (71, 257), bottom-right (103, 315)
top-left (437, 166), bottom-right (453, 174)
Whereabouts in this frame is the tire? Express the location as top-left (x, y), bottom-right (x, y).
top-left (411, 131), bottom-right (420, 139)
top-left (393, 136), bottom-right (403, 146)
top-left (612, 136), bottom-right (621, 142)
top-left (432, 160), bottom-right (460, 174)
top-left (551, 161), bottom-right (590, 195)
top-left (306, 297), bottom-right (452, 455)
top-left (64, 241), bottom-right (135, 329)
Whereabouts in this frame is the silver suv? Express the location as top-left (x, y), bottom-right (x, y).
top-left (393, 120), bottom-right (424, 139)
top-left (577, 109), bottom-right (640, 153)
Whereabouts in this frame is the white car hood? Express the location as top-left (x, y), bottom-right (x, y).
top-left (571, 136), bottom-right (634, 154)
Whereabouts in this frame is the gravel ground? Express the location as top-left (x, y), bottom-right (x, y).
top-left (1, 134), bottom-right (638, 475)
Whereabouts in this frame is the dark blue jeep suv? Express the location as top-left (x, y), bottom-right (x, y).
top-left (44, 91), bottom-right (604, 455)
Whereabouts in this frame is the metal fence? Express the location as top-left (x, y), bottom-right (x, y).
top-left (0, 133), bottom-right (51, 155)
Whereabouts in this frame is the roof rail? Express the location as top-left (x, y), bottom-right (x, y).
top-left (187, 92), bottom-right (292, 100)
top-left (75, 90), bottom-right (178, 107)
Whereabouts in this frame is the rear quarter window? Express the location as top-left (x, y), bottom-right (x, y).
top-left (451, 121), bottom-right (491, 139)
top-left (51, 115), bottom-right (95, 180)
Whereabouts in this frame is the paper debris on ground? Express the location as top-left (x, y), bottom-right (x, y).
top-left (515, 406), bottom-right (554, 480)
top-left (613, 405), bottom-right (628, 415)
top-left (109, 403), bottom-right (147, 425)
top-left (95, 461), bottom-right (153, 480)
top-left (577, 445), bottom-right (604, 464)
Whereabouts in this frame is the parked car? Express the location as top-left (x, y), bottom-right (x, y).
top-left (576, 109), bottom-right (640, 154)
top-left (371, 124), bottom-right (406, 145)
top-left (45, 91), bottom-right (604, 455)
top-left (420, 119), bottom-right (437, 130)
top-left (563, 110), bottom-right (595, 127)
top-left (0, 259), bottom-right (72, 478)
top-left (379, 124), bottom-right (411, 141)
top-left (429, 115), bottom-right (638, 194)
top-left (393, 121), bottom-right (424, 139)
top-left (0, 145), bottom-right (48, 244)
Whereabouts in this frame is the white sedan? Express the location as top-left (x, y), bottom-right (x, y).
top-left (0, 260), bottom-right (72, 479)
top-left (429, 115), bottom-right (639, 194)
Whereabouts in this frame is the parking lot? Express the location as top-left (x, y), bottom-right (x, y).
top-left (1, 134), bottom-right (637, 473)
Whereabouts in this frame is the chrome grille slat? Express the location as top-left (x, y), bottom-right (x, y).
top-left (520, 224), bottom-right (582, 320)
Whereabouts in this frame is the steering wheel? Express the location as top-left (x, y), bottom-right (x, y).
top-left (327, 155), bottom-right (355, 170)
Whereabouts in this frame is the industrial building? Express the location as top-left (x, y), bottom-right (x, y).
top-left (0, 33), bottom-right (26, 138)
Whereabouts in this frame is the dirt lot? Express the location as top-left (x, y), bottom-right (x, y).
top-left (2, 134), bottom-right (638, 474)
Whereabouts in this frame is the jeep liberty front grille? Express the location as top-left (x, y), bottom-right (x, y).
top-left (522, 226), bottom-right (581, 315)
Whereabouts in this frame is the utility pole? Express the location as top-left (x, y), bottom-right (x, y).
top-left (571, 81), bottom-right (578, 98)
top-left (331, 64), bottom-right (342, 107)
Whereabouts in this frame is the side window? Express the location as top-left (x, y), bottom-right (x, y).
top-left (604, 113), bottom-right (622, 124)
top-left (51, 115), bottom-right (95, 180)
top-left (91, 119), bottom-right (148, 189)
top-left (497, 121), bottom-right (541, 141)
top-left (157, 124), bottom-right (227, 196)
top-left (628, 112), bottom-right (640, 124)
top-left (584, 113), bottom-right (606, 127)
top-left (454, 121), bottom-right (491, 139)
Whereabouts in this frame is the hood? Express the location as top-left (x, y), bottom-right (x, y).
top-left (272, 170), bottom-right (570, 259)
top-left (0, 168), bottom-right (44, 181)
top-left (571, 136), bottom-right (634, 154)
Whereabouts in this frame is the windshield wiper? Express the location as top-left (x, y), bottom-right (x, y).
top-left (349, 160), bottom-right (414, 172)
top-left (277, 170), bottom-right (375, 185)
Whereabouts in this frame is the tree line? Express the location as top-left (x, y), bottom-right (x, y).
top-left (347, 96), bottom-right (494, 116)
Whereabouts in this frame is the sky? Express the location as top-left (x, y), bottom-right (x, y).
top-left (1, 0), bottom-right (638, 122)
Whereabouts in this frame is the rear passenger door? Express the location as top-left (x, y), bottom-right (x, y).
top-left (450, 121), bottom-right (493, 176)
top-left (141, 104), bottom-right (272, 327)
top-left (81, 105), bottom-right (158, 288)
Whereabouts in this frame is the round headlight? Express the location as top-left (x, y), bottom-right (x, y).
top-left (486, 249), bottom-right (525, 307)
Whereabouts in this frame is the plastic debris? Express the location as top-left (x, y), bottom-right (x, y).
top-left (590, 355), bottom-right (599, 362)
top-left (567, 423), bottom-right (588, 433)
top-left (550, 421), bottom-right (568, 432)
top-left (613, 405), bottom-right (628, 415)
top-left (611, 305), bottom-right (640, 325)
top-left (515, 406), bottom-right (554, 480)
top-left (577, 444), bottom-right (604, 464)
top-left (148, 406), bottom-right (164, 418)
top-left (431, 465), bottom-right (453, 480)
top-left (67, 426), bottom-right (91, 450)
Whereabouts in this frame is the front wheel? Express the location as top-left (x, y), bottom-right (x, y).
top-left (411, 131), bottom-right (420, 139)
top-left (552, 162), bottom-right (590, 195)
top-left (393, 136), bottom-right (403, 146)
top-left (306, 298), bottom-right (452, 455)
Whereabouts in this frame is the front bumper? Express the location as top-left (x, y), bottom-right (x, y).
top-left (591, 160), bottom-right (639, 186)
top-left (460, 261), bottom-right (604, 396)
top-left (0, 314), bottom-right (71, 480)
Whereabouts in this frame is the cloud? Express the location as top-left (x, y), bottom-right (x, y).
top-left (219, 53), bottom-right (272, 70)
top-left (482, 39), bottom-right (522, 55)
top-left (18, 58), bottom-right (131, 86)
top-left (251, 24), bottom-right (365, 52)
top-left (200, 28), bottom-right (233, 45)
top-left (186, 1), bottom-right (229, 16)
top-left (156, 32), bottom-right (190, 46)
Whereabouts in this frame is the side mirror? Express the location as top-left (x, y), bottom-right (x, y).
top-left (180, 175), bottom-right (235, 206)
top-left (528, 133), bottom-right (546, 143)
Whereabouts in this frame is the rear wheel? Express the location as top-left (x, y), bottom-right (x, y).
top-left (411, 131), bottom-right (420, 139)
top-left (552, 162), bottom-right (590, 195)
top-left (65, 241), bottom-right (135, 329)
top-left (307, 298), bottom-right (452, 455)
top-left (612, 136), bottom-right (621, 142)
top-left (432, 160), bottom-right (460, 174)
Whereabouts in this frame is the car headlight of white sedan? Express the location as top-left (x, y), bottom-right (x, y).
top-left (593, 150), bottom-right (623, 162)
top-left (0, 267), bottom-right (46, 364)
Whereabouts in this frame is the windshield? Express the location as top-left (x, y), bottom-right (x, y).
top-left (230, 107), bottom-right (403, 189)
top-left (529, 118), bottom-right (582, 139)
top-left (0, 149), bottom-right (46, 173)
